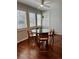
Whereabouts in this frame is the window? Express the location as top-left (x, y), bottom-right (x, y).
top-left (37, 13), bottom-right (42, 33)
top-left (17, 10), bottom-right (27, 29)
top-left (42, 12), bottom-right (49, 32)
top-left (29, 12), bottom-right (36, 27)
top-left (29, 12), bottom-right (36, 34)
top-left (37, 14), bottom-right (41, 26)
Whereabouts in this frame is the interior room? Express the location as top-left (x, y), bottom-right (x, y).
top-left (17, 0), bottom-right (62, 59)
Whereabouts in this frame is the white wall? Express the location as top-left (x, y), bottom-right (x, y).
top-left (43, 0), bottom-right (62, 35)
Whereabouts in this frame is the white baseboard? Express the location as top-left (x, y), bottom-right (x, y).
top-left (17, 37), bottom-right (28, 43)
top-left (55, 32), bottom-right (62, 35)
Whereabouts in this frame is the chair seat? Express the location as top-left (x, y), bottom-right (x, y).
top-left (39, 38), bottom-right (48, 41)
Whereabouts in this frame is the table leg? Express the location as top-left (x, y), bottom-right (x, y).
top-left (46, 40), bottom-right (48, 48)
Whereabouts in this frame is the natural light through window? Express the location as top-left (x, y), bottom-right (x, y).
top-left (37, 14), bottom-right (41, 26)
top-left (29, 12), bottom-right (36, 27)
top-left (17, 10), bottom-right (27, 29)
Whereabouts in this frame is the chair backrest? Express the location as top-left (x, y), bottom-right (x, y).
top-left (38, 33), bottom-right (48, 38)
top-left (27, 29), bottom-right (33, 38)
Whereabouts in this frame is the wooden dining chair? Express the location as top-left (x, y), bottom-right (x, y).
top-left (48, 29), bottom-right (54, 49)
top-left (27, 29), bottom-right (36, 48)
top-left (37, 33), bottom-right (48, 49)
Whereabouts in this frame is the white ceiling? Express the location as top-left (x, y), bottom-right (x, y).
top-left (17, 0), bottom-right (58, 10)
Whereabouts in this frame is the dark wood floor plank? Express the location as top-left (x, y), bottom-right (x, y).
top-left (17, 35), bottom-right (62, 59)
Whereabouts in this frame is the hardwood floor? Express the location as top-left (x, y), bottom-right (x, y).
top-left (17, 35), bottom-right (62, 59)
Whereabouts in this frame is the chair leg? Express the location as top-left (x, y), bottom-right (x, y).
top-left (46, 40), bottom-right (48, 48)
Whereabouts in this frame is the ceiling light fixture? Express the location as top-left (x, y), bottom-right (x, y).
top-left (40, 4), bottom-right (44, 7)
top-left (40, 0), bottom-right (44, 7)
